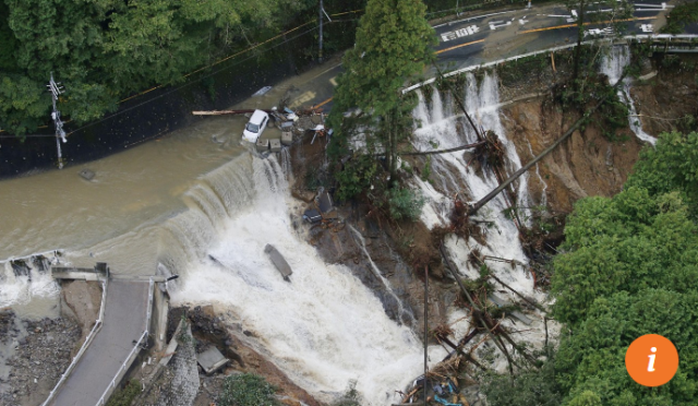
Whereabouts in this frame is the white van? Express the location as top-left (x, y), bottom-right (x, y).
top-left (242, 109), bottom-right (270, 142)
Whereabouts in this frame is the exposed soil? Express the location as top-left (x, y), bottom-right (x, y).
top-left (502, 97), bottom-right (645, 213)
top-left (631, 54), bottom-right (698, 136)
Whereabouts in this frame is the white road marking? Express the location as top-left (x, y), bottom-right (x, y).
top-left (440, 25), bottom-right (480, 42)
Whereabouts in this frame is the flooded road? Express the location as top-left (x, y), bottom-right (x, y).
top-left (0, 61), bottom-right (339, 317)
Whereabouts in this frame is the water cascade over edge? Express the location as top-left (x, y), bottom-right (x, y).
top-left (161, 153), bottom-right (441, 405)
top-left (0, 252), bottom-right (62, 319)
top-left (411, 72), bottom-right (556, 371)
top-left (599, 45), bottom-right (657, 145)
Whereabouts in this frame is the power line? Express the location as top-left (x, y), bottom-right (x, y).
top-left (63, 24), bottom-right (323, 137)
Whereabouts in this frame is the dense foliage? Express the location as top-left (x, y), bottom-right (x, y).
top-left (0, 0), bottom-right (316, 135)
top-left (483, 132), bottom-right (698, 405)
top-left (327, 0), bottom-right (435, 175)
top-left (0, 0), bottom-right (509, 137)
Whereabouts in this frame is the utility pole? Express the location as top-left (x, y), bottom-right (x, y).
top-left (318, 0), bottom-right (324, 63)
top-left (47, 73), bottom-right (66, 169)
top-left (318, 0), bottom-right (332, 63)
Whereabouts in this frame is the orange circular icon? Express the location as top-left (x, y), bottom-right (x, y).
top-left (625, 334), bottom-right (679, 387)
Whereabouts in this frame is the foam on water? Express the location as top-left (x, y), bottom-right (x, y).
top-left (0, 253), bottom-right (62, 319)
top-left (411, 74), bottom-right (554, 371)
top-left (165, 154), bottom-right (443, 405)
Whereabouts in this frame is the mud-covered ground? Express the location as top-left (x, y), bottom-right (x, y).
top-left (0, 311), bottom-right (80, 406)
top-left (0, 280), bottom-right (101, 406)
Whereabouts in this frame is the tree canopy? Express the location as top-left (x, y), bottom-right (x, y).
top-left (484, 131), bottom-right (698, 406)
top-left (327, 0), bottom-right (435, 182)
top-left (550, 131), bottom-right (698, 405)
top-left (0, 0), bottom-right (314, 135)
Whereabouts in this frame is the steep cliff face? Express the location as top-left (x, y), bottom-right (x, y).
top-left (502, 54), bottom-right (698, 215)
top-left (631, 54), bottom-right (698, 137)
top-left (502, 98), bottom-right (645, 214)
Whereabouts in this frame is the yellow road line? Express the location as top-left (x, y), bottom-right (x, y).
top-left (436, 39), bottom-right (486, 55)
top-left (519, 16), bottom-right (656, 35)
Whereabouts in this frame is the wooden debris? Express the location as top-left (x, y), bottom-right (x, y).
top-left (192, 109), bottom-right (259, 116)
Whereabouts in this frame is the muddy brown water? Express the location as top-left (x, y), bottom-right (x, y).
top-left (0, 63), bottom-right (337, 320)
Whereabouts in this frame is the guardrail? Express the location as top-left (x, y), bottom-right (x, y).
top-left (94, 277), bottom-right (155, 406)
top-left (94, 330), bottom-right (149, 406)
top-left (403, 34), bottom-right (698, 93)
top-left (41, 274), bottom-right (109, 406)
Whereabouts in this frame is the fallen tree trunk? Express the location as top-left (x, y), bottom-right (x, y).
top-left (468, 98), bottom-right (604, 216)
top-left (468, 68), bottom-right (631, 216)
top-left (192, 109), bottom-right (260, 116)
top-left (399, 141), bottom-right (485, 156)
top-left (440, 244), bottom-right (518, 373)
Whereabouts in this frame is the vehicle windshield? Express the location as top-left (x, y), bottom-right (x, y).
top-left (246, 122), bottom-right (260, 133)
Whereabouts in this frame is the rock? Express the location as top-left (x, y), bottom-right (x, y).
top-left (78, 169), bottom-right (95, 181)
top-left (291, 189), bottom-right (315, 203)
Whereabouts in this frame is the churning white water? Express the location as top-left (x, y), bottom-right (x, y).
top-left (167, 154), bottom-right (438, 405)
top-left (600, 45), bottom-right (657, 145)
top-left (0, 253), bottom-right (62, 318)
top-left (411, 74), bottom-right (553, 371)
top-left (413, 73), bottom-right (533, 229)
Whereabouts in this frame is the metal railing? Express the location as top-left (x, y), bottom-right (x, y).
top-left (41, 275), bottom-right (108, 406)
top-left (94, 277), bottom-right (155, 406)
top-left (402, 34), bottom-right (698, 93)
top-left (94, 329), bottom-right (149, 406)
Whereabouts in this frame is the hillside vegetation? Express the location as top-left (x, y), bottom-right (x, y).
top-left (484, 131), bottom-right (698, 405)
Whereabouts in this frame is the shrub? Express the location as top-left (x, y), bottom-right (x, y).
top-left (386, 187), bottom-right (425, 221)
top-left (218, 373), bottom-right (280, 406)
top-left (106, 379), bottom-right (141, 406)
top-left (335, 155), bottom-right (379, 202)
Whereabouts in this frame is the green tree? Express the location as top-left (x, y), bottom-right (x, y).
top-left (556, 289), bottom-right (698, 405)
top-left (565, 0), bottom-right (632, 94)
top-left (551, 187), bottom-right (698, 326)
top-left (0, 0), bottom-right (315, 135)
top-left (327, 0), bottom-right (435, 181)
top-left (624, 131), bottom-right (698, 217)
top-left (541, 131), bottom-right (698, 406)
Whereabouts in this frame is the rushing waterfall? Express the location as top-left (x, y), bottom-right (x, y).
top-left (411, 73), bottom-right (553, 371)
top-left (163, 153), bottom-right (437, 406)
top-left (0, 252), bottom-right (62, 318)
top-left (600, 45), bottom-right (657, 145)
top-left (348, 225), bottom-right (416, 326)
top-left (413, 73), bottom-right (533, 227)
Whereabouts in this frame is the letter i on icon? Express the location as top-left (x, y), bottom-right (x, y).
top-left (648, 347), bottom-right (657, 372)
